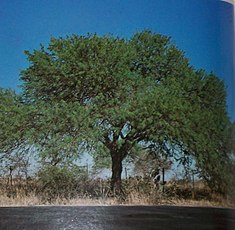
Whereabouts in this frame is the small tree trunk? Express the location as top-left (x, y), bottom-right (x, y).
top-left (110, 152), bottom-right (123, 195)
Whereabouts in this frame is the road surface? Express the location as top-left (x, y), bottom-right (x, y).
top-left (0, 205), bottom-right (234, 230)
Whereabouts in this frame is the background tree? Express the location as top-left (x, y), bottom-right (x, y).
top-left (0, 89), bottom-right (34, 178)
top-left (224, 121), bottom-right (235, 196)
top-left (5, 31), bottom-right (230, 195)
top-left (0, 89), bottom-right (27, 153)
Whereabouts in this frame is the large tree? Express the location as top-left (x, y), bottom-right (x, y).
top-left (2, 31), bottom-right (230, 194)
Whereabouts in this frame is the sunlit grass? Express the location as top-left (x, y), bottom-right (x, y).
top-left (0, 178), bottom-right (234, 207)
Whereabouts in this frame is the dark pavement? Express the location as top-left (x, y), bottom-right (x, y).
top-left (0, 205), bottom-right (234, 230)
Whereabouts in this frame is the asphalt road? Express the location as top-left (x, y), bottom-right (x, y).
top-left (0, 205), bottom-right (234, 230)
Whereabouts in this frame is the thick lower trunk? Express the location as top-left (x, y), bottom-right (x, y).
top-left (110, 152), bottom-right (123, 195)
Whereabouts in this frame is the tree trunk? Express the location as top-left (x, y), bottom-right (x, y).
top-left (110, 152), bottom-right (123, 195)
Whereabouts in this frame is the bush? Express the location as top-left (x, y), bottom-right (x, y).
top-left (36, 165), bottom-right (87, 201)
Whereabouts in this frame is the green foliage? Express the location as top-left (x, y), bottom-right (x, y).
top-left (0, 88), bottom-right (35, 176)
top-left (36, 164), bottom-right (86, 201)
top-left (0, 89), bottom-right (28, 152)
top-left (0, 30), bottom-right (231, 194)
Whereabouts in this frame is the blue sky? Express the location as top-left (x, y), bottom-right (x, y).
top-left (0, 0), bottom-right (234, 120)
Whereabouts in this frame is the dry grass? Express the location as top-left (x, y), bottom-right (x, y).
top-left (0, 193), bottom-right (234, 208)
top-left (0, 194), bottom-right (121, 207)
top-left (0, 177), bottom-right (234, 208)
top-left (0, 194), bottom-right (234, 208)
top-left (169, 197), bottom-right (235, 208)
top-left (0, 194), bottom-right (41, 207)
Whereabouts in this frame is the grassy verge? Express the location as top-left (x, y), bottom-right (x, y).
top-left (0, 194), bottom-right (234, 207)
top-left (0, 178), bottom-right (234, 207)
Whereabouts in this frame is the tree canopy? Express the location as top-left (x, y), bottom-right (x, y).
top-left (0, 31), bottom-right (232, 194)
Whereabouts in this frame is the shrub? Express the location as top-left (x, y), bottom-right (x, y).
top-left (36, 165), bottom-right (86, 201)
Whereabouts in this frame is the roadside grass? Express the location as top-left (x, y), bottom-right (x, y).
top-left (0, 178), bottom-right (234, 207)
top-left (1, 193), bottom-right (234, 208)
